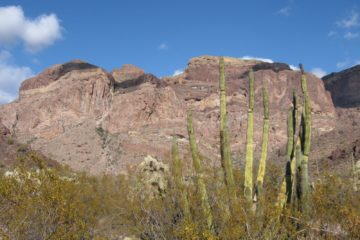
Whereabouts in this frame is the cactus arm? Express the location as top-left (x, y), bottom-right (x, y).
top-left (276, 177), bottom-right (288, 208)
top-left (244, 69), bottom-right (255, 202)
top-left (255, 87), bottom-right (269, 197)
top-left (171, 136), bottom-right (190, 220)
top-left (219, 57), bottom-right (236, 200)
top-left (187, 111), bottom-right (213, 229)
top-left (299, 64), bottom-right (311, 214)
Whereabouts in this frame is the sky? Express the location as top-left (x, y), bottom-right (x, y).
top-left (0, 0), bottom-right (359, 103)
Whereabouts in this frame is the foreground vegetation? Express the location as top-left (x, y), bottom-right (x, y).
top-left (0, 58), bottom-right (359, 239)
top-left (0, 152), bottom-right (358, 239)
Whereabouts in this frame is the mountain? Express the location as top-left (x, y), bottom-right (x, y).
top-left (0, 56), bottom-right (345, 174)
top-left (323, 64), bottom-right (360, 108)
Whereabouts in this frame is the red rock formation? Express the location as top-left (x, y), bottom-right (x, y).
top-left (0, 120), bottom-right (10, 135)
top-left (111, 64), bottom-right (145, 83)
top-left (0, 56), bottom-right (339, 174)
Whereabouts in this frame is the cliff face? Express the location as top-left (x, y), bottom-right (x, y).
top-left (323, 65), bottom-right (360, 108)
top-left (0, 56), bottom-right (338, 174)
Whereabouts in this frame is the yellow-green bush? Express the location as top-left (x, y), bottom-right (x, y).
top-left (0, 152), bottom-right (359, 239)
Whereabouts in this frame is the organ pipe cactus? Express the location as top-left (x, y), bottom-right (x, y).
top-left (244, 69), bottom-right (255, 202)
top-left (290, 93), bottom-right (300, 206)
top-left (255, 87), bottom-right (269, 199)
top-left (171, 136), bottom-right (190, 220)
top-left (278, 65), bottom-right (312, 212)
top-left (278, 106), bottom-right (296, 208)
top-left (219, 57), bottom-right (236, 200)
top-left (352, 153), bottom-right (360, 192)
top-left (286, 92), bottom-right (300, 205)
top-left (187, 111), bottom-right (213, 230)
top-left (299, 64), bottom-right (311, 213)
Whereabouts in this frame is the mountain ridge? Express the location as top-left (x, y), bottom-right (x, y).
top-left (0, 56), bottom-right (356, 175)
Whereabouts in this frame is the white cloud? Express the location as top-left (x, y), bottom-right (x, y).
top-left (289, 64), bottom-right (300, 71)
top-left (276, 7), bottom-right (291, 16)
top-left (336, 59), bottom-right (350, 69)
top-left (158, 43), bottom-right (168, 50)
top-left (0, 6), bottom-right (24, 45)
top-left (344, 31), bottom-right (359, 40)
top-left (337, 11), bottom-right (360, 28)
top-left (0, 50), bottom-right (33, 103)
top-left (240, 56), bottom-right (274, 63)
top-left (311, 68), bottom-right (327, 78)
top-left (172, 69), bottom-right (183, 76)
top-left (328, 31), bottom-right (337, 37)
top-left (0, 6), bottom-right (62, 53)
top-left (0, 89), bottom-right (16, 103)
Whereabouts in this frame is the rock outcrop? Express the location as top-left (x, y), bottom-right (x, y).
top-left (0, 120), bottom-right (10, 135)
top-left (0, 56), bottom-right (340, 174)
top-left (20, 60), bottom-right (99, 92)
top-left (323, 64), bottom-right (360, 108)
top-left (111, 64), bottom-right (145, 83)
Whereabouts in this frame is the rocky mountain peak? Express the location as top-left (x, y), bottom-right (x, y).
top-left (323, 64), bottom-right (360, 108)
top-left (111, 64), bottom-right (145, 83)
top-left (19, 60), bottom-right (99, 93)
top-left (0, 55), bottom-right (347, 175)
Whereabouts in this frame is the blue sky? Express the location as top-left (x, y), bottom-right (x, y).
top-left (0, 0), bottom-right (359, 103)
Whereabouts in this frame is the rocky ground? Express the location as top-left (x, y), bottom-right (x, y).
top-left (0, 55), bottom-right (358, 175)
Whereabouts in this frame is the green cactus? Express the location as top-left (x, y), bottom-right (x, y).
top-left (284, 106), bottom-right (294, 203)
top-left (279, 91), bottom-right (304, 209)
top-left (287, 107), bottom-right (294, 161)
top-left (171, 136), bottom-right (190, 220)
top-left (219, 57), bottom-right (236, 200)
top-left (276, 177), bottom-right (288, 209)
top-left (187, 111), bottom-right (213, 230)
top-left (352, 153), bottom-right (360, 192)
top-left (244, 69), bottom-right (255, 203)
top-left (286, 93), bottom-right (300, 205)
top-left (289, 92), bottom-right (300, 206)
top-left (299, 64), bottom-right (311, 214)
top-left (255, 87), bottom-right (269, 199)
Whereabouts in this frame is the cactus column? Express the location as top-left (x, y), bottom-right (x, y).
top-left (244, 69), bottom-right (255, 203)
top-left (187, 111), bottom-right (213, 230)
top-left (255, 87), bottom-right (269, 199)
top-left (299, 64), bottom-right (311, 214)
top-left (219, 57), bottom-right (236, 200)
top-left (171, 136), bottom-right (190, 220)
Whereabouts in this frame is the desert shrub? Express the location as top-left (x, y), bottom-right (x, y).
top-left (6, 138), bottom-right (14, 145)
top-left (0, 151), bottom-right (359, 239)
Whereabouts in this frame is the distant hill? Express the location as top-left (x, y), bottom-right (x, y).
top-left (323, 64), bottom-right (360, 108)
top-left (0, 56), bottom-right (358, 175)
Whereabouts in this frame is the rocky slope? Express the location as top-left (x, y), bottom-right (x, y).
top-left (0, 56), bottom-right (343, 174)
top-left (323, 64), bottom-right (360, 108)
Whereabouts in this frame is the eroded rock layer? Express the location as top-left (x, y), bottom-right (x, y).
top-left (0, 56), bottom-right (341, 174)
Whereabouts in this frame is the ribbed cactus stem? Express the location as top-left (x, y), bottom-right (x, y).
top-left (219, 57), bottom-right (236, 200)
top-left (291, 138), bottom-right (301, 207)
top-left (287, 107), bottom-right (294, 160)
top-left (276, 177), bottom-right (287, 208)
top-left (244, 69), bottom-right (255, 203)
top-left (289, 92), bottom-right (299, 201)
top-left (171, 136), bottom-right (190, 220)
top-left (187, 111), bottom-right (213, 230)
top-left (299, 64), bottom-right (311, 214)
top-left (255, 87), bottom-right (269, 198)
top-left (352, 153), bottom-right (360, 192)
top-left (285, 107), bottom-right (294, 203)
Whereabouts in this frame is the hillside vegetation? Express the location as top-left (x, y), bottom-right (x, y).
top-left (0, 58), bottom-right (359, 240)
